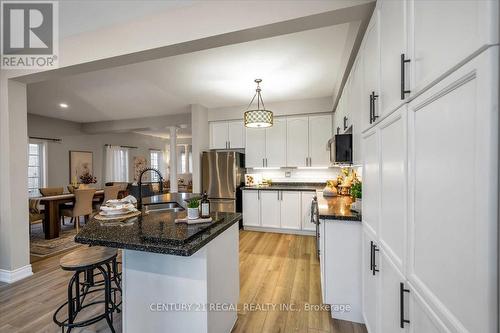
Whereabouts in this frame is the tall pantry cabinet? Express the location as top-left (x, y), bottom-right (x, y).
top-left (336, 0), bottom-right (499, 332)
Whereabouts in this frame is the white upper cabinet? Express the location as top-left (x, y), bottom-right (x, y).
top-left (227, 120), bottom-right (245, 149)
top-left (209, 120), bottom-right (245, 149)
top-left (407, 49), bottom-right (498, 333)
top-left (308, 114), bottom-right (332, 167)
top-left (379, 0), bottom-right (408, 114)
top-left (286, 116), bottom-right (309, 167)
top-left (362, 10), bottom-right (381, 129)
top-left (245, 127), bottom-right (266, 168)
top-left (379, 106), bottom-right (406, 272)
top-left (265, 118), bottom-right (286, 167)
top-left (349, 57), bottom-right (364, 164)
top-left (209, 121), bottom-right (229, 149)
top-left (280, 191), bottom-right (301, 230)
top-left (410, 0), bottom-right (498, 94)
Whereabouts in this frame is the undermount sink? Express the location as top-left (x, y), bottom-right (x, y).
top-left (143, 202), bottom-right (185, 213)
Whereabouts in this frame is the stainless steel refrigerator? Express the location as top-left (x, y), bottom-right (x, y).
top-left (201, 151), bottom-right (245, 213)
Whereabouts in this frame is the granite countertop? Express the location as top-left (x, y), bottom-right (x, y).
top-left (75, 193), bottom-right (241, 256)
top-left (242, 182), bottom-right (325, 192)
top-left (316, 191), bottom-right (361, 222)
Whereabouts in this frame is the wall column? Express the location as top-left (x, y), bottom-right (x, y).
top-left (0, 75), bottom-right (32, 283)
top-left (190, 104), bottom-right (209, 193)
top-left (169, 126), bottom-right (178, 193)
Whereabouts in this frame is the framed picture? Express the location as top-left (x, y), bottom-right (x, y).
top-left (69, 151), bottom-right (93, 183)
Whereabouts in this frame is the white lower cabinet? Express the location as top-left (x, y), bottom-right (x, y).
top-left (280, 191), bottom-right (301, 230)
top-left (362, 229), bottom-right (379, 333)
top-left (300, 191), bottom-right (316, 231)
top-left (260, 191), bottom-right (280, 229)
top-left (242, 190), bottom-right (260, 227)
top-left (242, 190), bottom-right (316, 233)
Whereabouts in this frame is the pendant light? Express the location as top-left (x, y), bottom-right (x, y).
top-left (244, 79), bottom-right (273, 128)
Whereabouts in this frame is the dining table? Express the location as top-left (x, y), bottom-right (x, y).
top-left (31, 189), bottom-right (124, 239)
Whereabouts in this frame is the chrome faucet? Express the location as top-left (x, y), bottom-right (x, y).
top-left (137, 167), bottom-right (164, 210)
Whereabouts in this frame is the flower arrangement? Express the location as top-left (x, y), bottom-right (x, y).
top-left (79, 172), bottom-right (97, 184)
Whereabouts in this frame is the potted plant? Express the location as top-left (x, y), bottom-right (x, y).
top-left (187, 198), bottom-right (200, 220)
top-left (350, 181), bottom-right (362, 213)
top-left (79, 172), bottom-right (97, 189)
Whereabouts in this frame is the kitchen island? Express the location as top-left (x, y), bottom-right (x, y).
top-left (75, 193), bottom-right (241, 333)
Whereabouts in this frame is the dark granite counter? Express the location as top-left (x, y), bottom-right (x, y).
top-left (242, 182), bottom-right (324, 192)
top-left (316, 190), bottom-right (361, 222)
top-left (75, 193), bottom-right (241, 256)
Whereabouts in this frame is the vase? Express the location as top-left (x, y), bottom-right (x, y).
top-left (187, 207), bottom-right (199, 220)
top-left (79, 183), bottom-right (89, 189)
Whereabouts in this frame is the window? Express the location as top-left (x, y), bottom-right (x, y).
top-left (150, 150), bottom-right (164, 182)
top-left (28, 142), bottom-right (46, 197)
top-left (104, 146), bottom-right (129, 182)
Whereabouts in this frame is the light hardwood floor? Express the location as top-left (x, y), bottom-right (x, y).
top-left (0, 231), bottom-right (366, 333)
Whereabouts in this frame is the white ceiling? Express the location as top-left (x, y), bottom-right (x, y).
top-left (28, 23), bottom-right (352, 123)
top-left (59, 0), bottom-right (195, 38)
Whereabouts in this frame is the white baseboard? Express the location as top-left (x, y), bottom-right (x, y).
top-left (0, 264), bottom-right (33, 283)
top-left (243, 226), bottom-right (315, 236)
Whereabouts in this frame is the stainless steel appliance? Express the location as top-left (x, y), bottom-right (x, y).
top-left (202, 151), bottom-right (245, 213)
top-left (311, 195), bottom-right (320, 258)
top-left (329, 133), bottom-right (353, 164)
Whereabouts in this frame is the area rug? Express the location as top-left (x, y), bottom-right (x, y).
top-left (30, 222), bottom-right (81, 258)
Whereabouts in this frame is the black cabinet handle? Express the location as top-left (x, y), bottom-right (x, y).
top-left (372, 243), bottom-right (379, 275)
top-left (369, 94), bottom-right (373, 124)
top-left (336, 127), bottom-right (340, 134)
top-left (400, 283), bottom-right (411, 328)
top-left (371, 91), bottom-right (379, 123)
top-left (343, 116), bottom-right (348, 130)
top-left (401, 53), bottom-right (411, 100)
top-left (370, 241), bottom-right (374, 272)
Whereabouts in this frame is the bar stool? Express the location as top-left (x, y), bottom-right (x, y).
top-left (53, 246), bottom-right (121, 333)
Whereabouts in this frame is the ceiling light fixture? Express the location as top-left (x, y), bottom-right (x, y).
top-left (59, 103), bottom-right (69, 108)
top-left (244, 79), bottom-right (273, 128)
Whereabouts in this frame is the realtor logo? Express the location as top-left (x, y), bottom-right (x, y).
top-left (1, 1), bottom-right (58, 69)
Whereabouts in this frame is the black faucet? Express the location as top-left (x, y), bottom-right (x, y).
top-left (137, 167), bottom-right (164, 210)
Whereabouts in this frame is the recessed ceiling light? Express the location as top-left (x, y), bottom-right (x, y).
top-left (59, 103), bottom-right (68, 108)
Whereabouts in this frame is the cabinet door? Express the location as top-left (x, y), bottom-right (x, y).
top-left (242, 190), bottom-right (260, 227)
top-left (286, 116), bottom-right (309, 167)
top-left (379, 251), bottom-right (407, 333)
top-left (280, 191), bottom-right (301, 230)
top-left (210, 122), bottom-right (228, 149)
top-left (319, 220), bottom-right (326, 302)
top-left (409, 287), bottom-right (447, 333)
top-left (260, 191), bottom-right (280, 229)
top-left (379, 107), bottom-right (406, 271)
top-left (407, 49), bottom-right (498, 333)
top-left (245, 128), bottom-right (266, 168)
top-left (362, 11), bottom-right (381, 129)
top-left (379, 0), bottom-right (407, 115)
top-left (362, 130), bottom-right (380, 235)
top-left (300, 191), bottom-right (316, 231)
top-left (410, 0), bottom-right (498, 94)
top-left (308, 114), bottom-right (332, 167)
top-left (228, 120), bottom-right (245, 149)
top-left (362, 229), bottom-right (379, 333)
top-left (350, 57), bottom-right (364, 165)
top-left (265, 118), bottom-right (286, 167)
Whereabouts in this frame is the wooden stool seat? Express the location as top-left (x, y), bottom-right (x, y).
top-left (60, 246), bottom-right (117, 271)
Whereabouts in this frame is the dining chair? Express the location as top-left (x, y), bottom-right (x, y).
top-left (39, 187), bottom-right (64, 196)
top-left (60, 188), bottom-right (96, 232)
top-left (28, 198), bottom-right (44, 237)
top-left (94, 186), bottom-right (121, 210)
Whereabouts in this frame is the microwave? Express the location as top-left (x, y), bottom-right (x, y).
top-left (329, 134), bottom-right (352, 164)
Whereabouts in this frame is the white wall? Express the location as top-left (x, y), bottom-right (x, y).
top-left (28, 114), bottom-right (169, 187)
top-left (207, 96), bottom-right (333, 121)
